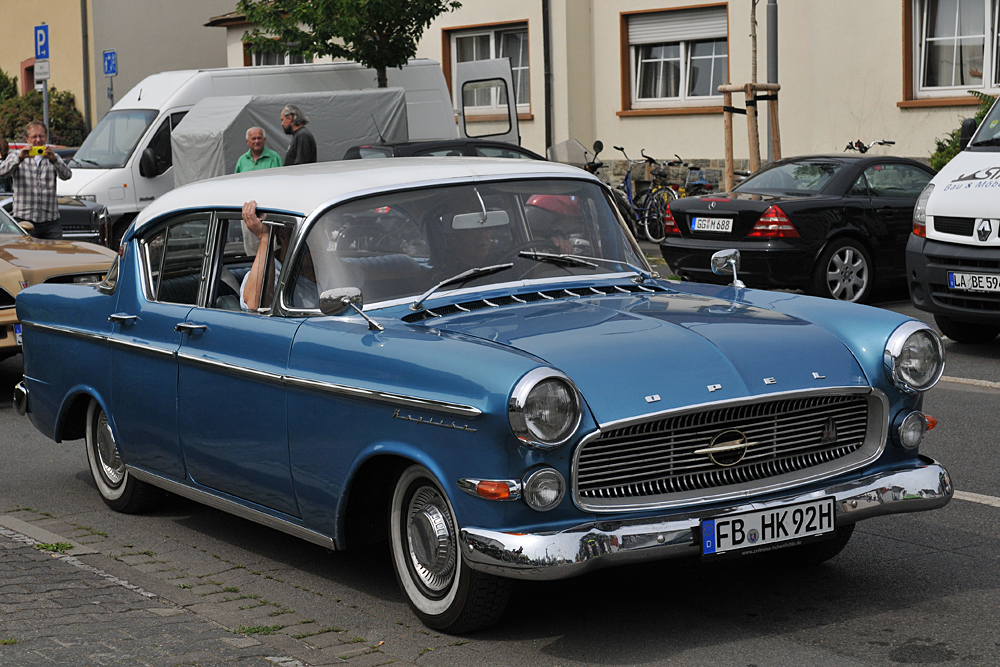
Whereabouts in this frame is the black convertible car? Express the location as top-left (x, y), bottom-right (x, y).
top-left (660, 155), bottom-right (935, 302)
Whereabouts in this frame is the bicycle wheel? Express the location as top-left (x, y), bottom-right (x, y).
top-left (611, 188), bottom-right (641, 238)
top-left (643, 188), bottom-right (674, 243)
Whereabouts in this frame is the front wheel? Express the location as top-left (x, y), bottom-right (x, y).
top-left (812, 238), bottom-right (873, 303)
top-left (85, 400), bottom-right (160, 513)
top-left (389, 464), bottom-right (511, 633)
top-left (934, 314), bottom-right (1000, 344)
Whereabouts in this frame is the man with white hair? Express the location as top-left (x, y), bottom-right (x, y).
top-left (234, 126), bottom-right (283, 173)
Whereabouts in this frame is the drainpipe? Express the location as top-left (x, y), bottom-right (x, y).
top-left (80, 0), bottom-right (92, 132)
top-left (766, 0), bottom-right (777, 162)
top-left (542, 0), bottom-right (553, 153)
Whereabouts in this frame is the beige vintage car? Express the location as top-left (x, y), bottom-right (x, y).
top-left (0, 207), bottom-right (116, 360)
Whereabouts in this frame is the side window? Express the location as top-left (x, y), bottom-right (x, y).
top-left (141, 215), bottom-right (210, 304)
top-left (208, 215), bottom-right (255, 311)
top-left (864, 164), bottom-right (933, 198)
top-left (145, 112), bottom-right (187, 174)
top-left (849, 174), bottom-right (870, 197)
top-left (415, 147), bottom-right (466, 157)
top-left (474, 145), bottom-right (535, 159)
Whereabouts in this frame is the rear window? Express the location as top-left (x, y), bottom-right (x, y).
top-left (735, 161), bottom-right (846, 195)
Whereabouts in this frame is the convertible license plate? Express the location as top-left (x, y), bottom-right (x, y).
top-left (701, 497), bottom-right (835, 557)
top-left (691, 217), bottom-right (733, 233)
top-left (13, 324), bottom-right (21, 346)
top-left (949, 272), bottom-right (1000, 293)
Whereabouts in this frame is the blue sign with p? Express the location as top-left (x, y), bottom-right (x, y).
top-left (35, 25), bottom-right (49, 60)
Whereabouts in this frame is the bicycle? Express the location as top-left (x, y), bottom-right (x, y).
top-left (844, 139), bottom-right (895, 154)
top-left (613, 146), bottom-right (680, 243)
top-left (581, 141), bottom-right (641, 239)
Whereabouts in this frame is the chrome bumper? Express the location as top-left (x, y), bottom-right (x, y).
top-left (460, 458), bottom-right (951, 581)
top-left (12, 380), bottom-right (27, 416)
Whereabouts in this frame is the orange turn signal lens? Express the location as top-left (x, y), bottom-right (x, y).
top-left (924, 414), bottom-right (938, 431)
top-left (476, 480), bottom-right (511, 500)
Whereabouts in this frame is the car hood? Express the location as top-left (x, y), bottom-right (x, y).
top-left (57, 168), bottom-right (111, 197)
top-left (0, 236), bottom-right (115, 286)
top-left (424, 290), bottom-right (869, 425)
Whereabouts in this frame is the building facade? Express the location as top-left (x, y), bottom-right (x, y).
top-left (1, 0), bottom-right (233, 134)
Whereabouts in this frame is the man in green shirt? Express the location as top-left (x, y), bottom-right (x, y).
top-left (234, 127), bottom-right (283, 173)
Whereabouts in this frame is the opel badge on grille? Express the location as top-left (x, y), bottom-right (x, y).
top-left (695, 429), bottom-right (756, 467)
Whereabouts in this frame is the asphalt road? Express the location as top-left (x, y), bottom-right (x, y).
top-left (1, 289), bottom-right (999, 666)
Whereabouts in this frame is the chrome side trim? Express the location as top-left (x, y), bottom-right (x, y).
top-left (177, 352), bottom-right (284, 385)
top-left (127, 466), bottom-right (335, 550)
top-left (106, 337), bottom-right (176, 359)
top-left (462, 457), bottom-right (952, 581)
top-left (282, 375), bottom-right (482, 418)
top-left (21, 321), bottom-right (109, 344)
top-left (573, 387), bottom-right (888, 513)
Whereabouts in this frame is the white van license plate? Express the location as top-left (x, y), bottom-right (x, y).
top-left (949, 272), bottom-right (1000, 292)
top-left (701, 497), bottom-right (835, 556)
top-left (691, 217), bottom-right (733, 233)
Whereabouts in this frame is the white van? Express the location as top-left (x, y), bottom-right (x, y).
top-left (59, 58), bottom-right (519, 244)
top-left (907, 109), bottom-right (1000, 343)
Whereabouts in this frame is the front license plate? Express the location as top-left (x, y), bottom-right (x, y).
top-left (691, 216), bottom-right (733, 233)
top-left (949, 272), bottom-right (1000, 292)
top-left (701, 497), bottom-right (835, 557)
top-left (13, 324), bottom-right (21, 346)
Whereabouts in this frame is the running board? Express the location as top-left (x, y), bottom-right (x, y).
top-left (127, 466), bottom-right (335, 550)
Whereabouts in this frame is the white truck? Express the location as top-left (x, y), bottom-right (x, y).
top-left (907, 108), bottom-right (1000, 343)
top-left (59, 58), bottom-right (519, 245)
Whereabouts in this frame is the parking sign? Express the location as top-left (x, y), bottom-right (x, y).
top-left (35, 25), bottom-right (49, 60)
top-left (103, 50), bottom-right (117, 77)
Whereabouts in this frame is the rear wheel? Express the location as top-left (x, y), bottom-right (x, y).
top-left (643, 188), bottom-right (676, 243)
top-left (934, 314), bottom-right (1000, 343)
top-left (389, 464), bottom-right (511, 633)
top-left (85, 400), bottom-right (160, 513)
top-left (812, 239), bottom-right (873, 303)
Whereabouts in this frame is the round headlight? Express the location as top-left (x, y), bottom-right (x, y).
top-left (898, 411), bottom-right (929, 449)
top-left (522, 468), bottom-right (565, 511)
top-left (884, 321), bottom-right (945, 393)
top-left (508, 368), bottom-right (582, 448)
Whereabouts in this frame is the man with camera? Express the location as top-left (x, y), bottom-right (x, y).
top-left (0, 121), bottom-right (72, 239)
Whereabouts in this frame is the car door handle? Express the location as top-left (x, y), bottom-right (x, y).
top-left (174, 322), bottom-right (207, 334)
top-left (108, 313), bottom-right (137, 324)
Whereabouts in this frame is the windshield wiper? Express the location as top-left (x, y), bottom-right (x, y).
top-left (409, 263), bottom-right (514, 311)
top-left (518, 250), bottom-right (599, 269)
top-left (543, 254), bottom-right (659, 283)
top-left (971, 136), bottom-right (1000, 147)
top-left (70, 157), bottom-right (99, 167)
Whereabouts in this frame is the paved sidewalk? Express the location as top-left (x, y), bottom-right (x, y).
top-left (0, 527), bottom-right (302, 667)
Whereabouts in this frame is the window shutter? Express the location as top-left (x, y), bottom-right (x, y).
top-left (628, 6), bottom-right (728, 45)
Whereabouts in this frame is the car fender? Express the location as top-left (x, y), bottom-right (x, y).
top-left (52, 384), bottom-right (107, 443)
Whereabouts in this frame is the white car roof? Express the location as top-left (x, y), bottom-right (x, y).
top-left (132, 158), bottom-right (596, 235)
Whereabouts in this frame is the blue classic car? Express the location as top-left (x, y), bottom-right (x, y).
top-left (14, 158), bottom-right (951, 632)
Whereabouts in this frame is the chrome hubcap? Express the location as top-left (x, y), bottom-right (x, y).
top-left (826, 247), bottom-right (868, 302)
top-left (406, 487), bottom-right (456, 592)
top-left (95, 411), bottom-right (124, 486)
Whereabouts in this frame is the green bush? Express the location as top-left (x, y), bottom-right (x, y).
top-left (930, 90), bottom-right (997, 171)
top-left (0, 69), bottom-right (16, 102)
top-left (0, 86), bottom-right (87, 147)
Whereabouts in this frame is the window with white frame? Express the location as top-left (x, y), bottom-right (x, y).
top-left (628, 6), bottom-right (728, 107)
top-left (914, 0), bottom-right (998, 94)
top-left (451, 25), bottom-right (529, 111)
top-left (247, 47), bottom-right (312, 67)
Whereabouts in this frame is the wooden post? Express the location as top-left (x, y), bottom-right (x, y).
top-left (744, 83), bottom-right (761, 174)
top-left (722, 90), bottom-right (734, 193)
top-left (768, 94), bottom-right (781, 161)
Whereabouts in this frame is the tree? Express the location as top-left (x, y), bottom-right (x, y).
top-left (0, 88), bottom-right (87, 146)
top-left (238, 0), bottom-right (462, 88)
top-left (0, 68), bottom-right (17, 103)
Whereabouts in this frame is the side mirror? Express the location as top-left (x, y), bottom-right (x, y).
top-left (960, 117), bottom-right (978, 151)
top-left (711, 249), bottom-right (745, 288)
top-left (319, 287), bottom-right (363, 317)
top-left (592, 140), bottom-right (604, 155)
top-left (18, 220), bottom-right (34, 233)
top-left (139, 148), bottom-right (159, 178)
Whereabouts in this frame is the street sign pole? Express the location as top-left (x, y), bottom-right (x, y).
top-left (103, 49), bottom-right (117, 107)
top-left (35, 25), bottom-right (50, 137)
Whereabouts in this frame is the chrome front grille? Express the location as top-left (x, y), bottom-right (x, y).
top-left (575, 390), bottom-right (883, 512)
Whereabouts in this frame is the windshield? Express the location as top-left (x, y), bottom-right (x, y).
top-left (70, 109), bottom-right (158, 168)
top-left (734, 160), bottom-right (845, 195)
top-left (285, 179), bottom-right (646, 308)
top-left (972, 101), bottom-right (1000, 146)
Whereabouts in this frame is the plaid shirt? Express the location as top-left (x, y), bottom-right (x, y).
top-left (0, 150), bottom-right (72, 223)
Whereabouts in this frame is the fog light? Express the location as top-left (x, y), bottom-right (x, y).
top-left (522, 468), bottom-right (565, 511)
top-left (899, 411), bottom-right (930, 449)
